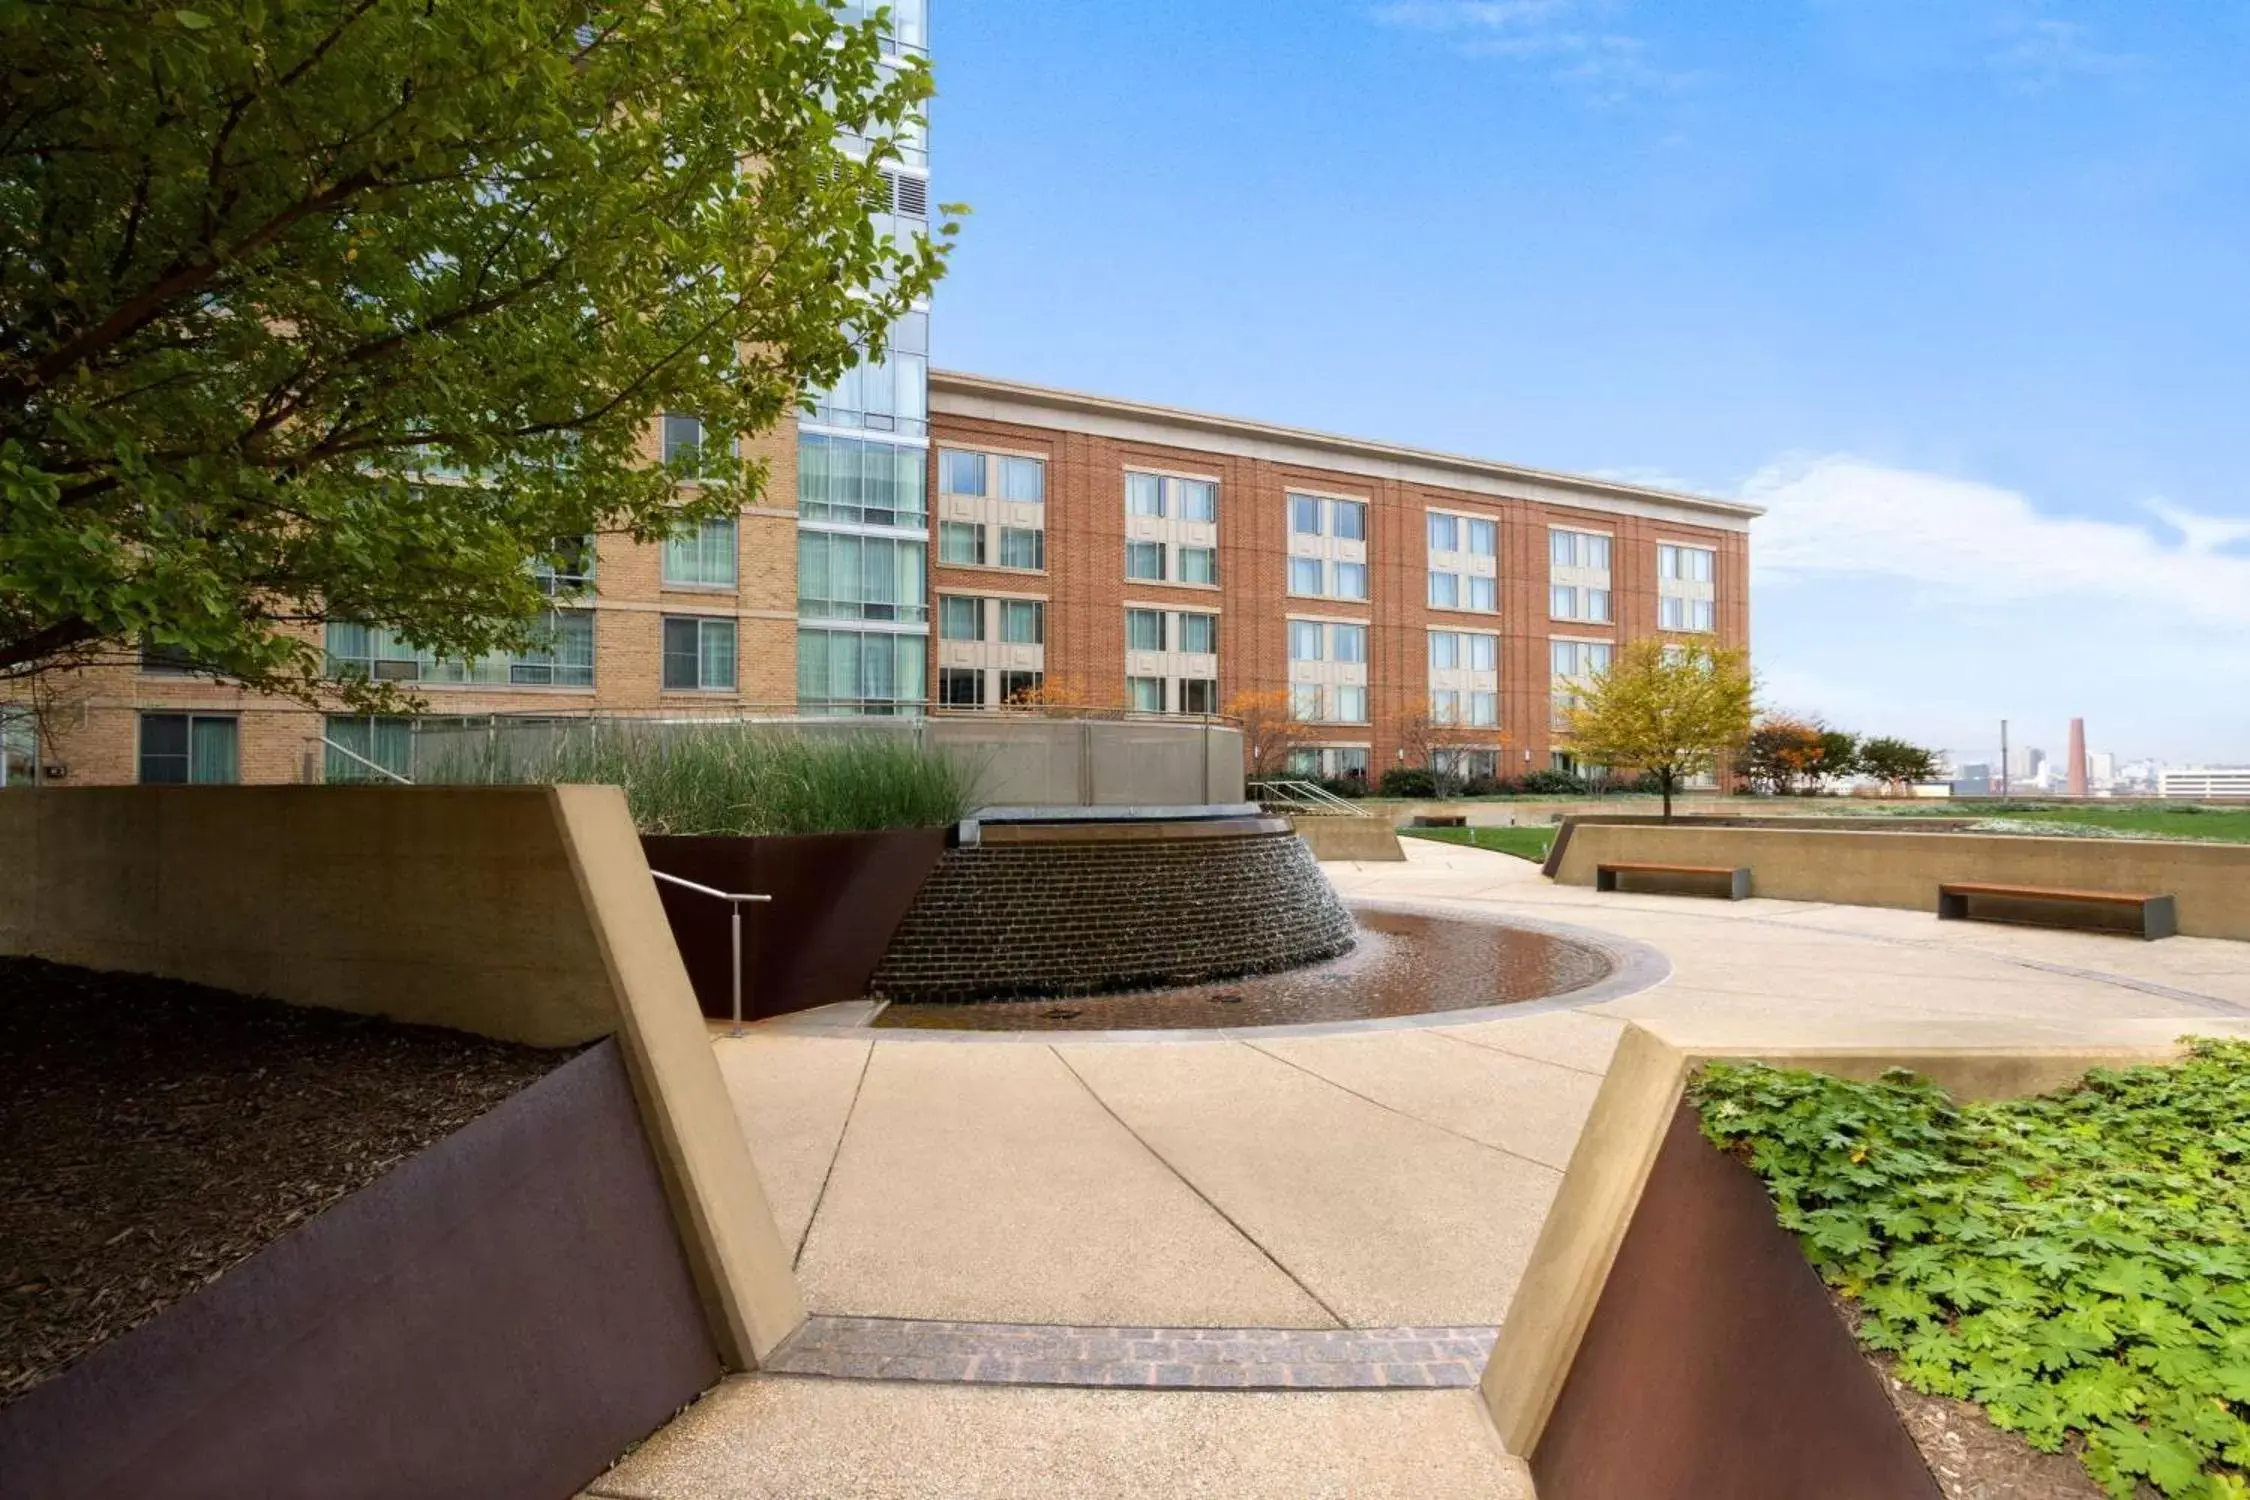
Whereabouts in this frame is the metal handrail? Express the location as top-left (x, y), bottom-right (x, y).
top-left (1248, 778), bottom-right (1375, 818)
top-left (315, 736), bottom-right (414, 784)
top-left (649, 871), bottom-right (773, 1032)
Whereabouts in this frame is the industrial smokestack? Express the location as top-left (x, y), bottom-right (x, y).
top-left (2067, 718), bottom-right (2087, 797)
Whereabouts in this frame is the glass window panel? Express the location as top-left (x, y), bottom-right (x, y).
top-left (663, 515), bottom-right (738, 587)
top-left (1289, 558), bottom-right (1322, 594)
top-left (1659, 544), bottom-right (1679, 580)
top-left (181, 715), bottom-right (238, 784)
top-left (1587, 534), bottom-right (1610, 571)
top-left (940, 596), bottom-right (983, 640)
top-left (1333, 501), bottom-right (1366, 541)
top-left (938, 522), bottom-right (983, 565)
top-left (1179, 480), bottom-right (1218, 522)
top-left (1587, 588), bottom-right (1611, 623)
top-left (1333, 624), bottom-right (1367, 663)
top-left (1427, 513), bottom-right (1458, 552)
top-left (1178, 613), bottom-right (1215, 654)
top-left (1692, 598), bottom-right (1715, 631)
top-left (1179, 546), bottom-right (1216, 584)
top-left (1589, 644), bottom-right (1613, 673)
top-left (1471, 692), bottom-right (1499, 727)
top-left (700, 620), bottom-right (737, 689)
top-left (1429, 571), bottom-right (1459, 609)
top-left (1431, 690), bottom-right (1460, 723)
top-left (1288, 621), bottom-right (1323, 661)
top-left (138, 713), bottom-right (189, 783)
top-left (1289, 495), bottom-right (1321, 534)
top-left (1001, 456), bottom-right (1044, 503)
top-left (1470, 634), bottom-right (1497, 672)
top-left (1552, 641), bottom-right (1576, 677)
top-left (1468, 576), bottom-right (1497, 612)
top-left (1551, 530), bottom-right (1575, 568)
top-left (1125, 541), bottom-right (1164, 580)
top-left (1661, 595), bottom-right (1685, 629)
top-left (1335, 685), bottom-right (1367, 722)
top-left (1126, 472), bottom-right (1164, 517)
top-left (1125, 609), bottom-right (1165, 651)
top-left (662, 413), bottom-right (703, 468)
top-left (1000, 600), bottom-right (1044, 644)
top-left (940, 449), bottom-right (985, 496)
top-left (1468, 519), bottom-right (1497, 556)
top-left (1127, 676), bottom-right (1164, 712)
top-left (1334, 561), bottom-right (1368, 600)
top-left (662, 617), bottom-right (700, 689)
top-left (999, 527), bottom-right (1044, 569)
top-left (939, 667), bottom-right (983, 707)
top-left (1289, 685), bottom-right (1321, 720)
top-left (1431, 632), bottom-right (1458, 670)
top-left (1180, 679), bottom-right (1217, 714)
top-left (1552, 584), bottom-right (1576, 619)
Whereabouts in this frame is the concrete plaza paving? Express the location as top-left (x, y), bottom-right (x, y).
top-left (594, 837), bottom-right (2250, 1498)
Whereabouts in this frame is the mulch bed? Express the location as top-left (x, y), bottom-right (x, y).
top-left (0, 958), bottom-right (573, 1405)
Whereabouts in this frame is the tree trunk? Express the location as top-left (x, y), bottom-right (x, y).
top-left (1661, 769), bottom-right (1675, 823)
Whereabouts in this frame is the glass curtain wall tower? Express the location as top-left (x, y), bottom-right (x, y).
top-left (797, 0), bottom-right (932, 714)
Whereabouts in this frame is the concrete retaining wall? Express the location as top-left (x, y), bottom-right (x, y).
top-left (872, 826), bottom-right (1356, 1001)
top-left (1553, 823), bottom-right (2250, 940)
top-left (1297, 818), bottom-right (1406, 862)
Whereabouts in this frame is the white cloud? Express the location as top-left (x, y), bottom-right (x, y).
top-left (1746, 455), bottom-right (2250, 631)
top-left (1992, 14), bottom-right (2140, 91)
top-left (1369, 0), bottom-right (1696, 100)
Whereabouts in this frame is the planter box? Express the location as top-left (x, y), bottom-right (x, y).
top-left (642, 828), bottom-right (947, 1021)
top-left (0, 1042), bottom-right (720, 1500)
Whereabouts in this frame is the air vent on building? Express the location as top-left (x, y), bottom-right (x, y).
top-left (891, 170), bottom-right (928, 220)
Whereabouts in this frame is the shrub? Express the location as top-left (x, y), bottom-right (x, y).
top-left (1313, 775), bottom-right (1368, 799)
top-left (1379, 767), bottom-right (1439, 798)
top-left (423, 725), bottom-right (980, 836)
top-left (1517, 768), bottom-right (1586, 795)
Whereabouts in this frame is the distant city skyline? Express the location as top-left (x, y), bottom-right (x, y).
top-left (932, 2), bottom-right (2250, 762)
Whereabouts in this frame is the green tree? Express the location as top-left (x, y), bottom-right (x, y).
top-left (1858, 736), bottom-right (1941, 791)
top-left (1741, 713), bottom-right (1827, 795)
top-left (1559, 640), bottom-right (1755, 821)
top-left (1817, 727), bottom-right (1862, 783)
top-left (0, 0), bottom-right (951, 700)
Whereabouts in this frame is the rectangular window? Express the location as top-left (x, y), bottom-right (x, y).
top-left (1661, 596), bottom-right (1684, 630)
top-left (938, 521), bottom-right (984, 565)
top-left (1431, 690), bottom-right (1462, 724)
top-left (1553, 640), bottom-right (1615, 678)
top-left (1429, 571), bottom-right (1460, 609)
top-left (1125, 540), bottom-right (1165, 580)
top-left (939, 667), bottom-right (984, 707)
top-left (1467, 518), bottom-right (1497, 556)
top-left (1125, 608), bottom-right (1165, 652)
top-left (1427, 513), bottom-right (1459, 552)
top-left (1127, 676), bottom-right (1164, 713)
top-left (1332, 624), bottom-right (1367, 664)
top-left (662, 616), bottom-right (737, 691)
top-left (138, 712), bottom-right (238, 784)
top-left (326, 614), bottom-right (593, 687)
top-left (1468, 576), bottom-right (1496, 612)
top-left (662, 412), bottom-right (705, 470)
top-left (1587, 588), bottom-right (1611, 623)
top-left (1000, 599), bottom-right (1045, 645)
top-left (1126, 472), bottom-right (1165, 517)
top-left (998, 527), bottom-right (1045, 570)
top-left (940, 449), bottom-right (986, 496)
top-left (140, 639), bottom-right (200, 676)
top-left (1470, 691), bottom-right (1499, 727)
top-left (1334, 500), bottom-right (1366, 541)
top-left (1551, 584), bottom-right (1575, 619)
top-left (1289, 495), bottom-right (1323, 534)
top-left (1289, 684), bottom-right (1322, 720)
top-left (939, 596), bottom-right (984, 641)
top-left (1333, 561), bottom-right (1368, 600)
top-left (999, 669), bottom-right (1043, 703)
top-left (796, 627), bottom-right (928, 712)
top-left (799, 433), bottom-right (928, 527)
top-left (1178, 546), bottom-right (1216, 584)
top-left (1288, 557), bottom-right (1323, 594)
top-left (1660, 543), bottom-right (1715, 583)
top-left (1000, 456), bottom-right (1045, 503)
top-left (1552, 528), bottom-right (1610, 570)
top-left (1288, 620), bottom-right (1324, 661)
top-left (1470, 634), bottom-right (1497, 672)
top-left (662, 514), bottom-right (738, 588)
top-left (324, 715), bottom-right (414, 783)
top-left (1177, 613), bottom-right (1216, 654)
top-left (1430, 632), bottom-right (1460, 671)
top-left (1334, 685), bottom-right (1368, 723)
top-left (1180, 679), bottom-right (1218, 714)
top-left (1179, 479), bottom-right (1218, 523)
top-left (1692, 598), bottom-right (1715, 631)
top-left (797, 532), bottom-right (929, 623)
top-left (532, 536), bottom-right (598, 597)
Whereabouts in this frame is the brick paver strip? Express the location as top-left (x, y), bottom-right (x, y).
top-left (764, 1317), bottom-right (1499, 1390)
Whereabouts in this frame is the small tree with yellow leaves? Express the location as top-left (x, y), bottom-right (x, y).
top-left (1560, 641), bottom-right (1754, 821)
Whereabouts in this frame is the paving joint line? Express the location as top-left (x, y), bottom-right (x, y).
top-left (1418, 1024), bottom-right (1612, 1078)
top-left (1045, 1043), bottom-right (1351, 1328)
top-left (792, 1037), bottom-right (877, 1270)
top-left (1236, 1038), bottom-right (1567, 1174)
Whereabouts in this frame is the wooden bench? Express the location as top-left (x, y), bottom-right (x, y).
top-left (1596, 862), bottom-right (1751, 901)
top-left (1937, 882), bottom-right (2178, 940)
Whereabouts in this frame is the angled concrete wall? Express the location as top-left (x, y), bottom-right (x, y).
top-left (1552, 823), bottom-right (2250, 939)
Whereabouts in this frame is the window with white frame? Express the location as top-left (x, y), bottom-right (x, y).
top-left (1125, 540), bottom-right (1165, 580)
top-left (1286, 745), bottom-right (1371, 780)
top-left (1286, 493), bottom-right (1369, 601)
top-left (939, 595), bottom-right (984, 641)
top-left (1127, 676), bottom-right (1164, 712)
top-left (1125, 608), bottom-right (1166, 652)
top-left (1125, 470), bottom-right (1220, 586)
top-left (1177, 612), bottom-right (1216, 655)
top-left (938, 521), bottom-right (983, 565)
top-left (933, 447), bottom-right (1044, 573)
top-left (1427, 509), bottom-right (1498, 614)
top-left (1287, 619), bottom-right (1369, 722)
top-left (800, 432), bottom-right (927, 528)
top-left (325, 613), bottom-right (594, 688)
top-left (1125, 607), bottom-right (1219, 715)
top-left (1549, 526), bottom-right (1615, 625)
top-left (998, 527), bottom-right (1044, 570)
top-left (797, 532), bottom-right (929, 623)
top-left (662, 616), bottom-right (737, 691)
top-left (1551, 529), bottom-right (1612, 571)
top-left (999, 599), bottom-right (1045, 645)
top-left (1657, 542), bottom-right (1718, 633)
top-left (1428, 629), bottom-right (1500, 727)
top-left (1550, 638), bottom-right (1614, 730)
top-left (662, 514), bottom-right (738, 588)
top-left (138, 712), bottom-right (239, 784)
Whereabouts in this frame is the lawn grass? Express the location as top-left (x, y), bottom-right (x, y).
top-left (1397, 824), bottom-right (1558, 861)
top-left (1967, 804), bottom-right (2250, 844)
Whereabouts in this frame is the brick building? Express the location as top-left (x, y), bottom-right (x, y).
top-left (926, 371), bottom-right (1756, 786)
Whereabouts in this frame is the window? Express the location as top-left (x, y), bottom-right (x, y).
top-left (1467, 519), bottom-right (1497, 556)
top-left (1180, 480), bottom-right (1218, 523)
top-left (1125, 608), bottom-right (1165, 652)
top-left (1468, 576), bottom-right (1496, 612)
top-left (1179, 546), bottom-right (1216, 584)
top-left (1288, 557), bottom-right (1322, 594)
top-left (1127, 472), bottom-right (1164, 517)
top-left (1125, 541), bottom-right (1165, 580)
top-left (939, 596), bottom-right (984, 641)
top-left (1289, 684), bottom-right (1321, 719)
top-left (939, 667), bottom-right (984, 707)
top-left (998, 670), bottom-right (1043, 702)
top-left (138, 713), bottom-right (238, 784)
top-left (662, 413), bottom-right (707, 472)
top-left (663, 617), bottom-right (737, 691)
top-left (1332, 624), bottom-right (1367, 663)
top-left (1178, 613), bottom-right (1216, 654)
top-left (1333, 685), bottom-right (1368, 723)
top-left (140, 639), bottom-right (202, 675)
top-left (1334, 500), bottom-right (1366, 541)
top-left (662, 515), bottom-right (738, 588)
top-left (1470, 634), bottom-right (1498, 671)
top-left (1000, 456), bottom-right (1045, 503)
top-left (1333, 561), bottom-right (1368, 600)
top-left (1000, 599), bottom-right (1044, 645)
top-left (324, 614), bottom-right (594, 688)
top-left (1288, 620), bottom-right (1324, 661)
top-left (804, 311), bottom-right (929, 435)
top-left (1659, 543), bottom-right (1715, 583)
top-left (799, 433), bottom-right (927, 527)
top-left (1551, 640), bottom-right (1614, 678)
top-left (938, 522), bottom-right (983, 565)
top-left (1290, 495), bottom-right (1323, 534)
top-left (1428, 572), bottom-right (1460, 610)
top-left (1661, 596), bottom-right (1717, 632)
top-left (1428, 513), bottom-right (1459, 552)
top-left (796, 628), bottom-right (928, 712)
top-left (1470, 691), bottom-right (1499, 726)
top-left (532, 536), bottom-right (598, 597)
top-left (1180, 679), bottom-right (1218, 714)
top-left (998, 527), bottom-right (1044, 570)
top-left (1552, 529), bottom-right (1611, 571)
top-left (324, 715), bottom-right (413, 783)
top-left (797, 532), bottom-right (928, 623)
top-left (1431, 689), bottom-right (1462, 723)
top-left (1430, 632), bottom-right (1459, 670)
top-left (1127, 676), bottom-right (1164, 712)
top-left (1551, 584), bottom-right (1612, 623)
top-left (940, 449), bottom-right (986, 496)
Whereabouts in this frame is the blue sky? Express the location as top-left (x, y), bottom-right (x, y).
top-left (928, 1), bottom-right (2250, 766)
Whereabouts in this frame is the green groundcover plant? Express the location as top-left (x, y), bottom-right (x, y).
top-left (1694, 1043), bottom-right (2250, 1500)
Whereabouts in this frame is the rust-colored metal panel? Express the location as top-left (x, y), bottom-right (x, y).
top-left (642, 828), bottom-right (947, 1020)
top-left (1531, 1103), bottom-right (1940, 1500)
top-left (0, 1041), bottom-right (720, 1500)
